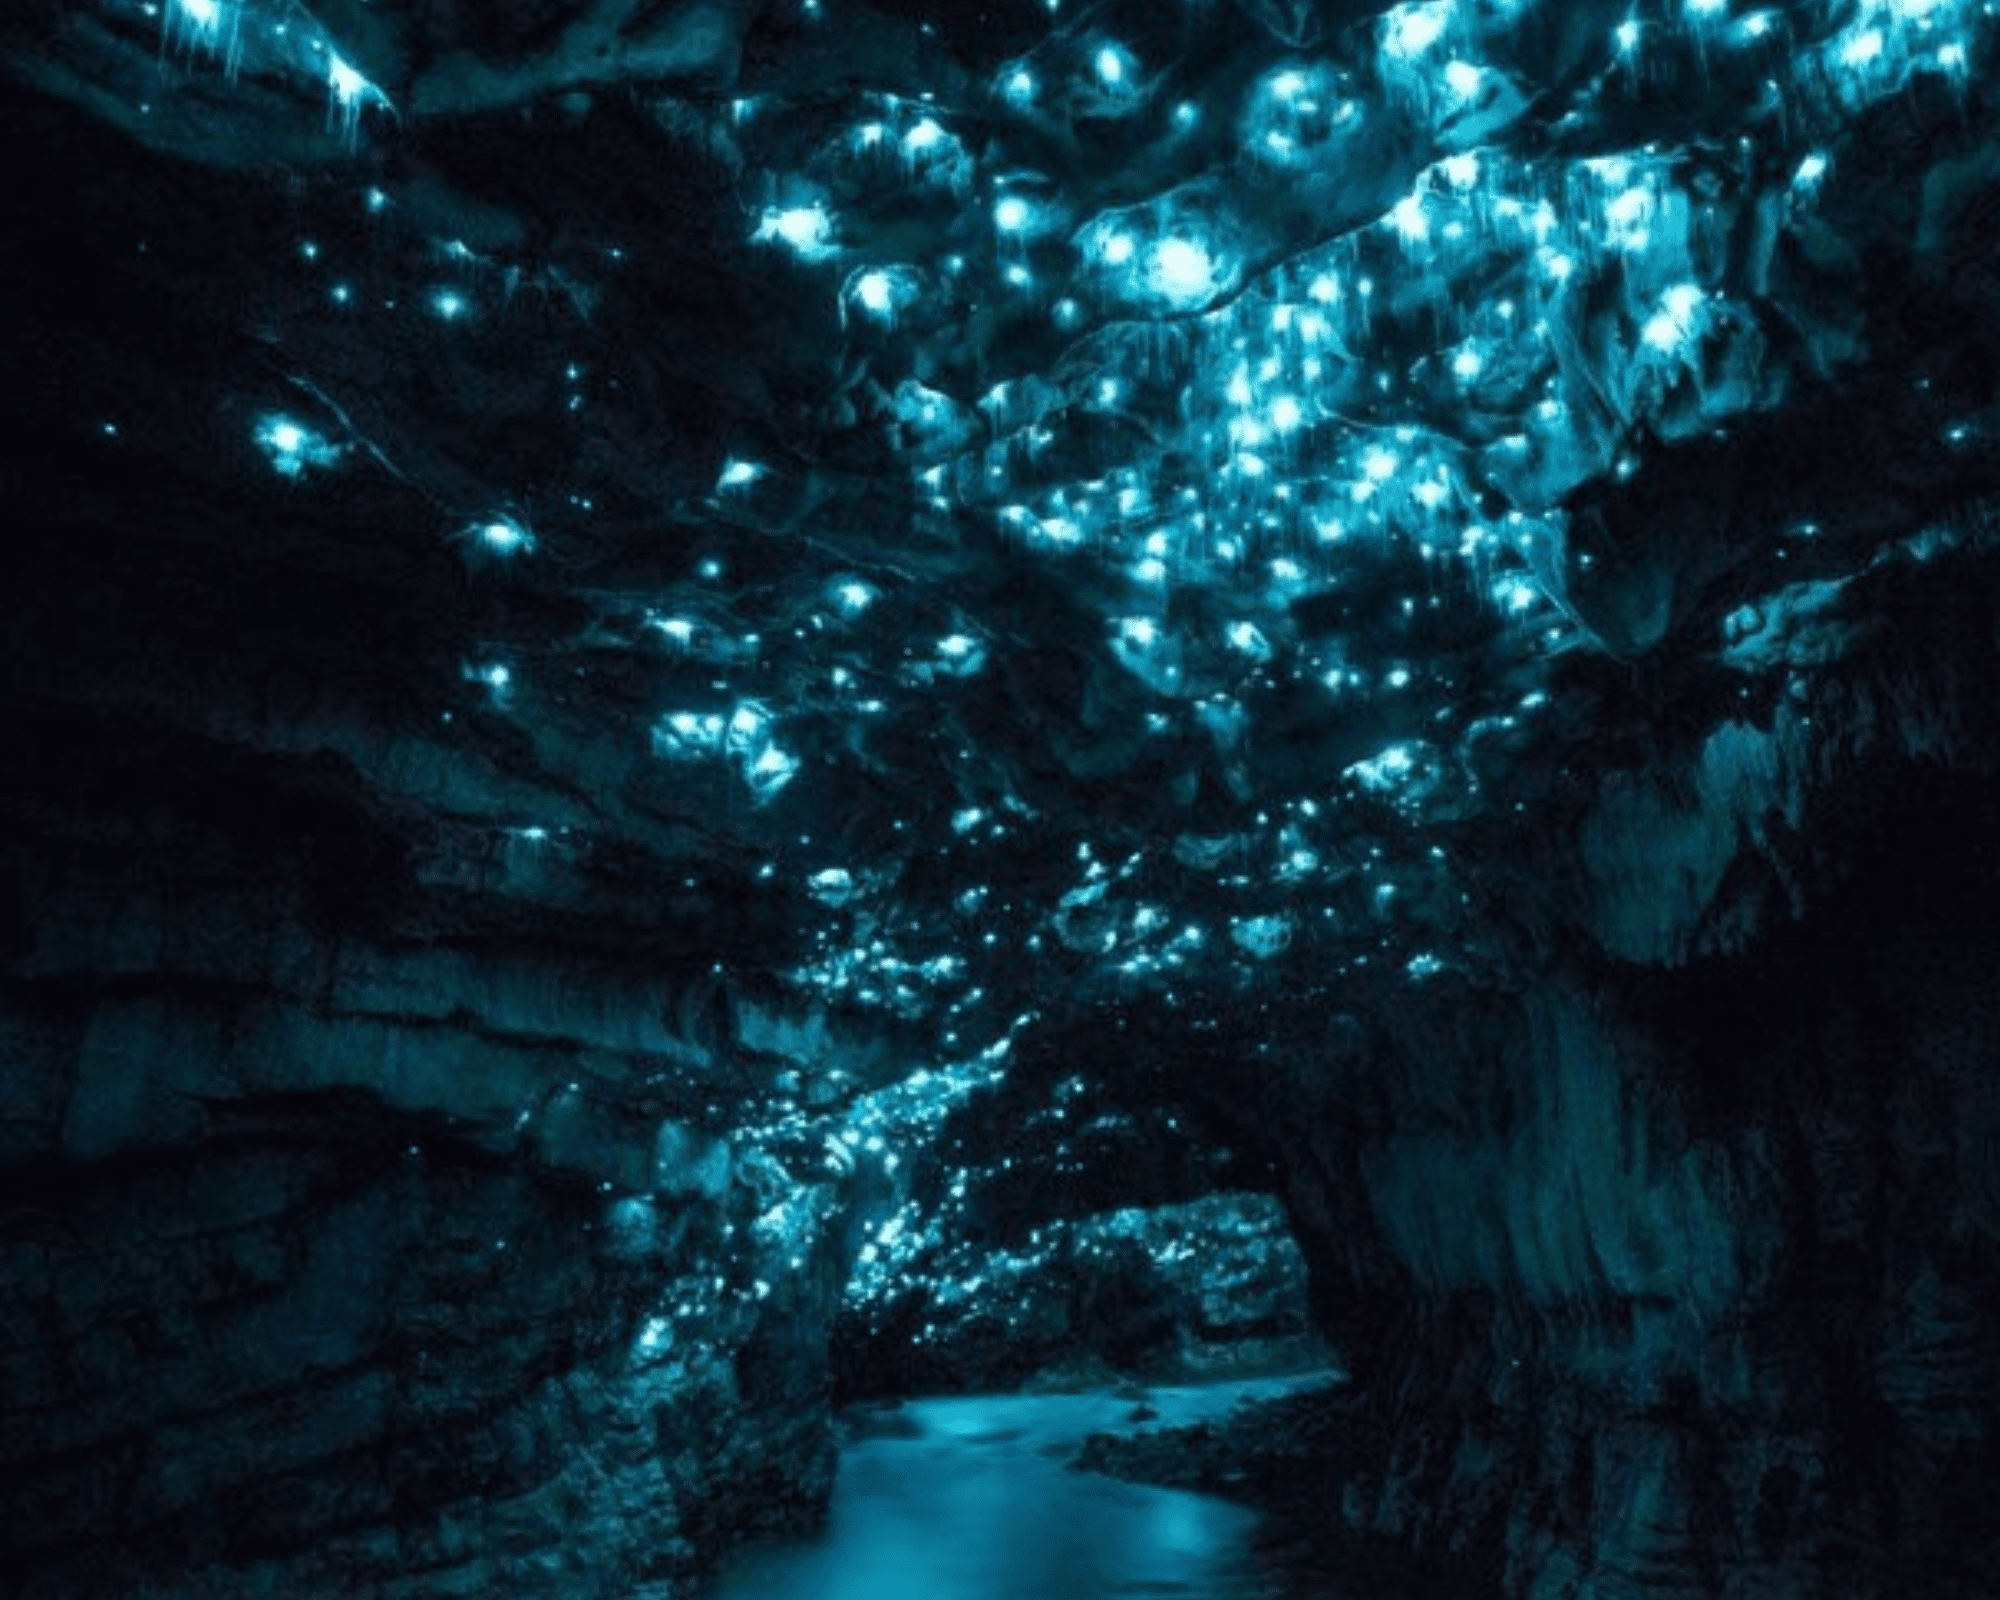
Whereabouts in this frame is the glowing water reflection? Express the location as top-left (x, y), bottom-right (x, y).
top-left (703, 1377), bottom-right (1480, 1600)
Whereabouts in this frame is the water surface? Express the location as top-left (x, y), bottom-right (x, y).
top-left (704, 1376), bottom-right (1479, 1600)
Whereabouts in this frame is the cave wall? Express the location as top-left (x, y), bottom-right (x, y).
top-left (0, 729), bottom-right (855, 1598)
top-left (0, 141), bottom-right (905, 1585)
top-left (1195, 550), bottom-right (2000, 1598)
top-left (0, 1118), bottom-right (843, 1600)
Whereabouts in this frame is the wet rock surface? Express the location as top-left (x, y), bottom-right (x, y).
top-left (1073, 1378), bottom-right (1358, 1504)
top-left (0, 1078), bottom-right (850, 1599)
top-left (0, 709), bottom-right (862, 1596)
top-left (1133, 775), bottom-right (2000, 1599)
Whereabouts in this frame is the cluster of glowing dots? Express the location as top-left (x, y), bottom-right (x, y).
top-left (1611, 0), bottom-right (1977, 78)
top-left (163, 0), bottom-right (390, 144)
top-left (651, 701), bottom-right (801, 800)
top-left (1641, 284), bottom-right (1706, 352)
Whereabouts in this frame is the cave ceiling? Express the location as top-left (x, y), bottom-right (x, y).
top-left (6, 0), bottom-right (2000, 1123)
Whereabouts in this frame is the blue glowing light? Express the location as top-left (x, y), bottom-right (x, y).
top-left (1230, 914), bottom-right (1293, 959)
top-left (1350, 744), bottom-right (1415, 791)
top-left (728, 704), bottom-right (799, 796)
top-left (1390, 192), bottom-right (1430, 242)
top-left (655, 711), bottom-right (723, 754)
top-left (1442, 59), bottom-right (1483, 99)
top-left (1641, 283), bottom-right (1705, 351)
top-left (994, 196), bottom-right (1034, 233)
top-left (255, 413), bottom-right (340, 479)
top-left (466, 662), bottom-right (512, 699)
top-left (748, 745), bottom-right (798, 792)
top-left (328, 54), bottom-right (370, 106)
top-left (846, 266), bottom-right (919, 325)
top-left (755, 204), bottom-right (837, 258)
top-left (1840, 28), bottom-right (1886, 65)
top-left (809, 868), bottom-right (856, 904)
top-left (1145, 237), bottom-right (1217, 307)
top-left (1362, 445), bottom-right (1401, 482)
top-left (163, 0), bottom-right (243, 73)
top-left (1602, 183), bottom-right (1655, 251)
top-left (476, 517), bottom-right (534, 556)
top-left (651, 703), bottom-right (798, 798)
top-left (1227, 621), bottom-right (1272, 658)
top-left (327, 54), bottom-right (388, 146)
top-left (1383, 0), bottom-right (1452, 58)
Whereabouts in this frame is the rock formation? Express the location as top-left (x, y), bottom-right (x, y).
top-left (5, 0), bottom-right (2000, 1594)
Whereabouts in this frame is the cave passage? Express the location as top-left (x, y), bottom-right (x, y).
top-left (710, 1378), bottom-right (1373, 1600)
top-left (7, 1), bottom-right (2000, 1598)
